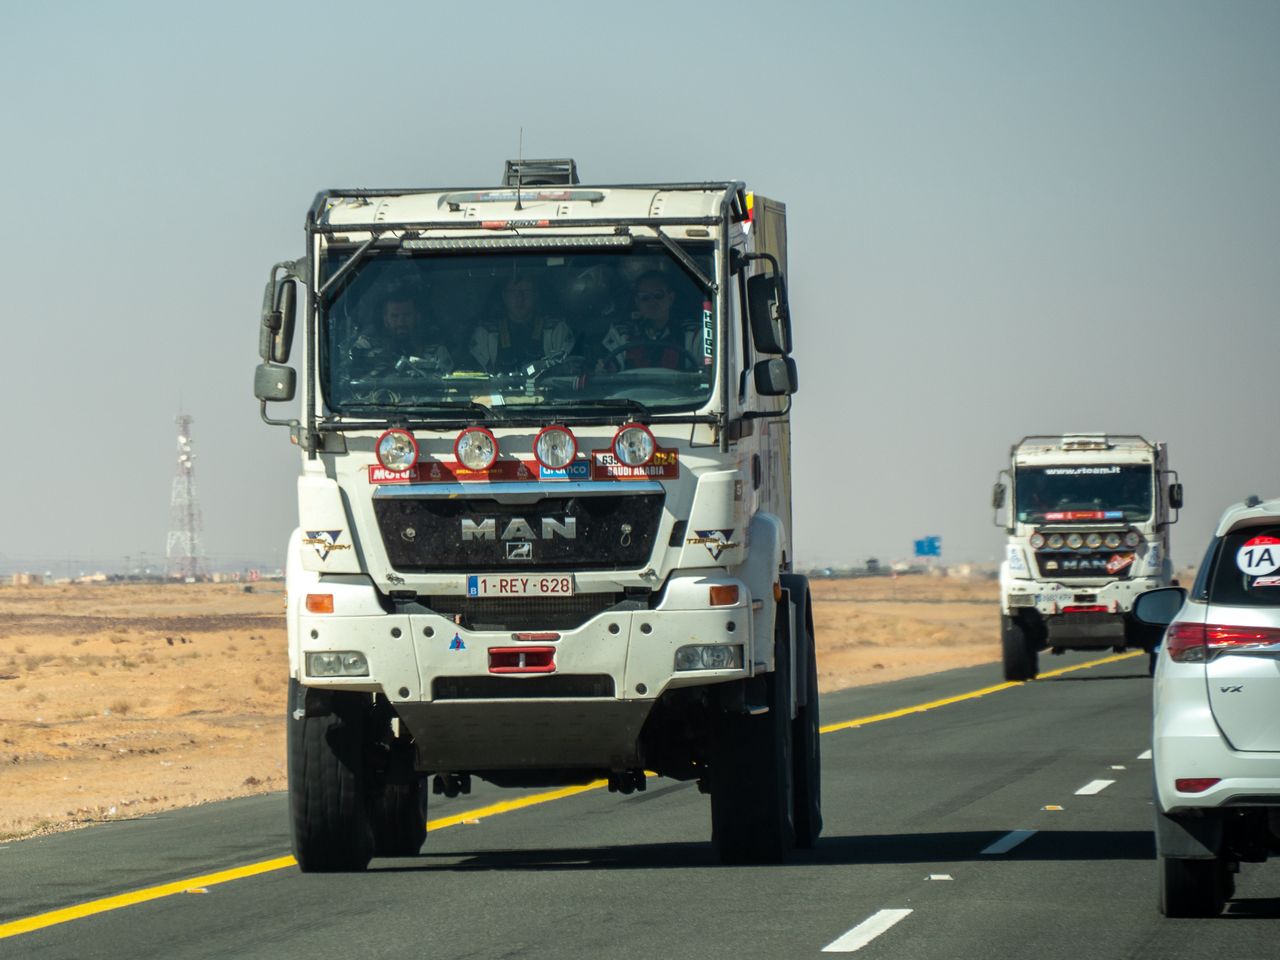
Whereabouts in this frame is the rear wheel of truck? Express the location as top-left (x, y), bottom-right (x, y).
top-left (710, 621), bottom-right (795, 864)
top-left (371, 777), bottom-right (428, 857)
top-left (1158, 853), bottom-right (1231, 917)
top-left (1001, 615), bottom-right (1038, 682)
top-left (287, 680), bottom-right (375, 873)
top-left (792, 595), bottom-right (822, 849)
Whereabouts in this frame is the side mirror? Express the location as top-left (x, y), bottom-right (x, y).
top-left (259, 277), bottom-right (298, 364)
top-left (754, 357), bottom-right (798, 396)
top-left (1132, 586), bottom-right (1187, 627)
top-left (254, 362), bottom-right (296, 403)
top-left (992, 482), bottom-right (1007, 509)
top-left (747, 272), bottom-right (792, 355)
top-left (1169, 482), bottom-right (1184, 510)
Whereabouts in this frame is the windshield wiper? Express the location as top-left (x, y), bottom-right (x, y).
top-left (569, 398), bottom-right (654, 419)
top-left (342, 399), bottom-right (493, 419)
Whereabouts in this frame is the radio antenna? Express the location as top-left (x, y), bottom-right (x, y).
top-left (514, 127), bottom-right (524, 211)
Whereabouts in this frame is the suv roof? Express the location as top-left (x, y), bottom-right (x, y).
top-left (1215, 497), bottom-right (1280, 536)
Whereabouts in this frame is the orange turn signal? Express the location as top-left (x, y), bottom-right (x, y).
top-left (709, 585), bottom-right (739, 607)
top-left (305, 594), bottom-right (334, 614)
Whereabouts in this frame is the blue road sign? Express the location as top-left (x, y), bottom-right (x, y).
top-left (914, 536), bottom-right (942, 558)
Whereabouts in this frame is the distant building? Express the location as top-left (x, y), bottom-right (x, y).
top-left (10, 572), bottom-right (44, 586)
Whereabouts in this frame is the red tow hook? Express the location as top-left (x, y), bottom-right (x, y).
top-left (488, 646), bottom-right (556, 674)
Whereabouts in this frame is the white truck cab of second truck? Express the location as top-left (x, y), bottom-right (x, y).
top-left (992, 434), bottom-right (1183, 680)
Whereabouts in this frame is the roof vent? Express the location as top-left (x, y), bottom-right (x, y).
top-left (1060, 434), bottom-right (1111, 451)
top-left (503, 158), bottom-right (580, 186)
top-left (1245, 494), bottom-right (1263, 508)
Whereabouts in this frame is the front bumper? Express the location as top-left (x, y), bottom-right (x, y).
top-left (290, 574), bottom-right (753, 770)
top-left (1003, 576), bottom-right (1163, 618)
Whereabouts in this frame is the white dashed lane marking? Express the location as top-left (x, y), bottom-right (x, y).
top-left (980, 829), bottom-right (1037, 855)
top-left (1137, 749), bottom-right (1152, 760)
top-left (1075, 779), bottom-right (1115, 795)
top-left (822, 909), bottom-right (913, 953)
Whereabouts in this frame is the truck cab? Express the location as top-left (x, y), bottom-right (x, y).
top-left (254, 160), bottom-right (820, 869)
top-left (992, 434), bottom-right (1183, 680)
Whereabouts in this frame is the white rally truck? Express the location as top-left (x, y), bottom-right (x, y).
top-left (254, 159), bottom-right (820, 870)
top-left (992, 434), bottom-right (1183, 680)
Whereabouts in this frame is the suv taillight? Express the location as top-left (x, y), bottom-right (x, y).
top-left (1165, 622), bottom-right (1206, 662)
top-left (1166, 621), bottom-right (1280, 662)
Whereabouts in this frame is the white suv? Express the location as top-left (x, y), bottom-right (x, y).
top-left (1135, 497), bottom-right (1280, 917)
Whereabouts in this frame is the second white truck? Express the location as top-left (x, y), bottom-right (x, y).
top-left (992, 434), bottom-right (1183, 680)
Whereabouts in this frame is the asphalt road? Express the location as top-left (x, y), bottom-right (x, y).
top-left (4, 652), bottom-right (1277, 959)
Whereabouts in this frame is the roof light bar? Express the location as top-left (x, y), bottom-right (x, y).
top-left (402, 235), bottom-right (632, 252)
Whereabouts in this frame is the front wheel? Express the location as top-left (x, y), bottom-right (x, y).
top-left (287, 680), bottom-right (375, 873)
top-left (1001, 615), bottom-right (1038, 682)
top-left (1158, 854), bottom-right (1231, 917)
top-left (709, 623), bottom-right (795, 864)
top-left (792, 601), bottom-right (822, 849)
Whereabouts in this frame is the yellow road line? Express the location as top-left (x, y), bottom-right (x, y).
top-left (0, 651), bottom-right (1139, 941)
top-left (820, 650), bottom-right (1142, 734)
top-left (423, 779), bottom-right (608, 830)
top-left (0, 856), bottom-right (297, 940)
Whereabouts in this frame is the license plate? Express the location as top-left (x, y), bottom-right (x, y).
top-left (467, 574), bottom-right (574, 597)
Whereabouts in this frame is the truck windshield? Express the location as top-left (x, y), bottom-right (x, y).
top-left (318, 244), bottom-right (716, 418)
top-left (1014, 464), bottom-right (1153, 523)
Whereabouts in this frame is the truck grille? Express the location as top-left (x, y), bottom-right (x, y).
top-left (423, 592), bottom-right (625, 631)
top-left (432, 675), bottom-right (615, 700)
top-left (374, 491), bottom-right (664, 572)
top-left (1035, 551), bottom-right (1136, 579)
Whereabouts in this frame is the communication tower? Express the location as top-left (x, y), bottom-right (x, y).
top-left (166, 414), bottom-right (208, 580)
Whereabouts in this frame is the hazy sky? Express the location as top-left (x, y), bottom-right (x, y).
top-left (2, 1), bottom-right (1277, 574)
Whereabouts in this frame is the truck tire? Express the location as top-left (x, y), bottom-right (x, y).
top-left (287, 680), bottom-right (375, 872)
top-left (1158, 854), bottom-right (1230, 917)
top-left (1001, 615), bottom-right (1038, 682)
top-left (709, 620), bottom-right (795, 864)
top-left (792, 597), bottom-right (822, 849)
top-left (372, 777), bottom-right (428, 857)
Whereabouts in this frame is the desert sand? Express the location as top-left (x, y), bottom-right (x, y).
top-left (0, 575), bottom-right (998, 841)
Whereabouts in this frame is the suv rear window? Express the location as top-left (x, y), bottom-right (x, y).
top-left (1206, 525), bottom-right (1280, 607)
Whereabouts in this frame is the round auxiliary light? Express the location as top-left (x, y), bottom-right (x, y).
top-left (454, 426), bottom-right (498, 471)
top-left (1030, 533), bottom-right (1046, 549)
top-left (375, 429), bottom-right (419, 473)
top-left (1104, 533), bottom-right (1122, 548)
top-left (1085, 533), bottom-right (1103, 549)
top-left (534, 425), bottom-right (578, 471)
top-left (612, 423), bottom-right (656, 468)
top-left (1066, 533), bottom-right (1084, 549)
top-left (1124, 530), bottom-right (1141, 548)
top-left (1047, 533), bottom-right (1065, 549)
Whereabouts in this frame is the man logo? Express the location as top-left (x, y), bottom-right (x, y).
top-left (461, 517), bottom-right (577, 541)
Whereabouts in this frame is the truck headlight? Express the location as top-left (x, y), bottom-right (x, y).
top-left (1124, 530), bottom-right (1141, 547)
top-left (455, 426), bottom-right (499, 471)
top-left (534, 425), bottom-right (578, 470)
top-left (1029, 533), bottom-right (1046, 549)
top-left (674, 644), bottom-right (743, 671)
top-left (307, 651), bottom-right (369, 677)
top-left (376, 429), bottom-right (418, 472)
top-left (612, 423), bottom-right (655, 467)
